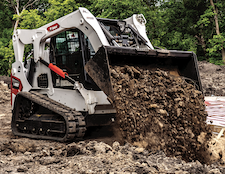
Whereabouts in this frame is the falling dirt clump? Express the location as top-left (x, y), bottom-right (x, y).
top-left (111, 65), bottom-right (212, 163)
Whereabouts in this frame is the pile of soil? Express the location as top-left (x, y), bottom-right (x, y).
top-left (198, 61), bottom-right (225, 96)
top-left (111, 65), bottom-right (212, 163)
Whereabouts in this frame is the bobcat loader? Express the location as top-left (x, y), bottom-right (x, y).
top-left (11, 7), bottom-right (202, 141)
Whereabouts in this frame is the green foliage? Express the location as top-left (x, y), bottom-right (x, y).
top-left (151, 0), bottom-right (201, 52)
top-left (162, 32), bottom-right (197, 52)
top-left (207, 34), bottom-right (225, 53)
top-left (0, 0), bottom-right (50, 75)
top-left (196, 7), bottom-right (214, 27)
top-left (17, 0), bottom-right (92, 29)
top-left (91, 0), bottom-right (147, 19)
top-left (0, 1), bottom-right (13, 31)
top-left (206, 34), bottom-right (225, 65)
top-left (44, 0), bottom-right (80, 22)
top-left (0, 29), bottom-right (13, 46)
top-left (0, 19), bottom-right (14, 75)
top-left (1, 0), bottom-right (225, 75)
top-left (16, 9), bottom-right (47, 29)
top-left (0, 40), bottom-right (14, 75)
top-left (194, 0), bottom-right (225, 63)
top-left (90, 0), bottom-right (163, 49)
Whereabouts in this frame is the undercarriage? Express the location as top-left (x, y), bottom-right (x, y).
top-left (11, 91), bottom-right (86, 141)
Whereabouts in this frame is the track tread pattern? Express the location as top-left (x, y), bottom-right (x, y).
top-left (12, 91), bottom-right (86, 141)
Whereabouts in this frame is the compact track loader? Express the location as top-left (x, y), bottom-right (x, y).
top-left (11, 7), bottom-right (202, 141)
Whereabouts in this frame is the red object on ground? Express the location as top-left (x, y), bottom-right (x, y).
top-left (205, 101), bottom-right (210, 105)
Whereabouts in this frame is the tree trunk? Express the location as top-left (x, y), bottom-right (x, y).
top-left (222, 48), bottom-right (225, 62)
top-left (13, 0), bottom-right (20, 31)
top-left (195, 34), bottom-right (208, 60)
top-left (210, 0), bottom-right (225, 62)
top-left (5, 0), bottom-right (39, 31)
top-left (14, 19), bottom-right (19, 31)
top-left (210, 0), bottom-right (220, 35)
top-left (195, 35), bottom-right (206, 52)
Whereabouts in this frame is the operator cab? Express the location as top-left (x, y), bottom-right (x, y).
top-left (49, 29), bottom-right (98, 90)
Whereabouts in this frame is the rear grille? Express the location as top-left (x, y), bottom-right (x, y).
top-left (37, 74), bottom-right (48, 88)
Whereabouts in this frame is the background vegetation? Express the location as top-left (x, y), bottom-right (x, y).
top-left (1, 0), bottom-right (225, 75)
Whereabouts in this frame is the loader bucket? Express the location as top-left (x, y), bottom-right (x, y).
top-left (84, 46), bottom-right (202, 102)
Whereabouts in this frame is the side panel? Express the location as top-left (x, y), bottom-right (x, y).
top-left (11, 61), bottom-right (32, 108)
top-left (48, 88), bottom-right (88, 112)
top-left (47, 88), bottom-right (116, 114)
top-left (12, 30), bottom-right (31, 107)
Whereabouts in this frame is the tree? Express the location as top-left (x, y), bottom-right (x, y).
top-left (195, 0), bottom-right (225, 64)
top-left (1, 0), bottom-right (225, 76)
top-left (0, 1), bottom-right (14, 75)
top-left (153, 0), bottom-right (201, 52)
top-left (89, 0), bottom-right (163, 47)
top-left (19, 9), bottom-right (46, 29)
top-left (0, 41), bottom-right (14, 75)
top-left (4, 0), bottom-right (41, 30)
top-left (0, 0), bottom-right (51, 76)
top-left (17, 0), bottom-right (92, 28)
top-left (91, 0), bottom-right (148, 19)
top-left (43, 0), bottom-right (91, 22)
top-left (209, 0), bottom-right (225, 62)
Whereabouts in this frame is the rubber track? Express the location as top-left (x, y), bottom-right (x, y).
top-left (12, 91), bottom-right (86, 141)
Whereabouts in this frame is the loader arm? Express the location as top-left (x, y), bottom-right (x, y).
top-left (13, 7), bottom-right (110, 63)
top-left (13, 7), bottom-right (154, 64)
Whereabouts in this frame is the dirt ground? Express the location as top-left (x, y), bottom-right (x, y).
top-left (198, 61), bottom-right (225, 96)
top-left (1, 61), bottom-right (225, 173)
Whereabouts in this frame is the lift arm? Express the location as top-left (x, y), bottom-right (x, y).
top-left (13, 7), bottom-right (110, 63)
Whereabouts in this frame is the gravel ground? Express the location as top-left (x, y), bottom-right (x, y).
top-left (198, 61), bottom-right (225, 96)
top-left (1, 138), bottom-right (225, 174)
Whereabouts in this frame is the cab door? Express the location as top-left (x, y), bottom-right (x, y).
top-left (50, 29), bottom-right (99, 90)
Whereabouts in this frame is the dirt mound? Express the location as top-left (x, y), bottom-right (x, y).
top-left (111, 65), bottom-right (212, 163)
top-left (198, 61), bottom-right (225, 96)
